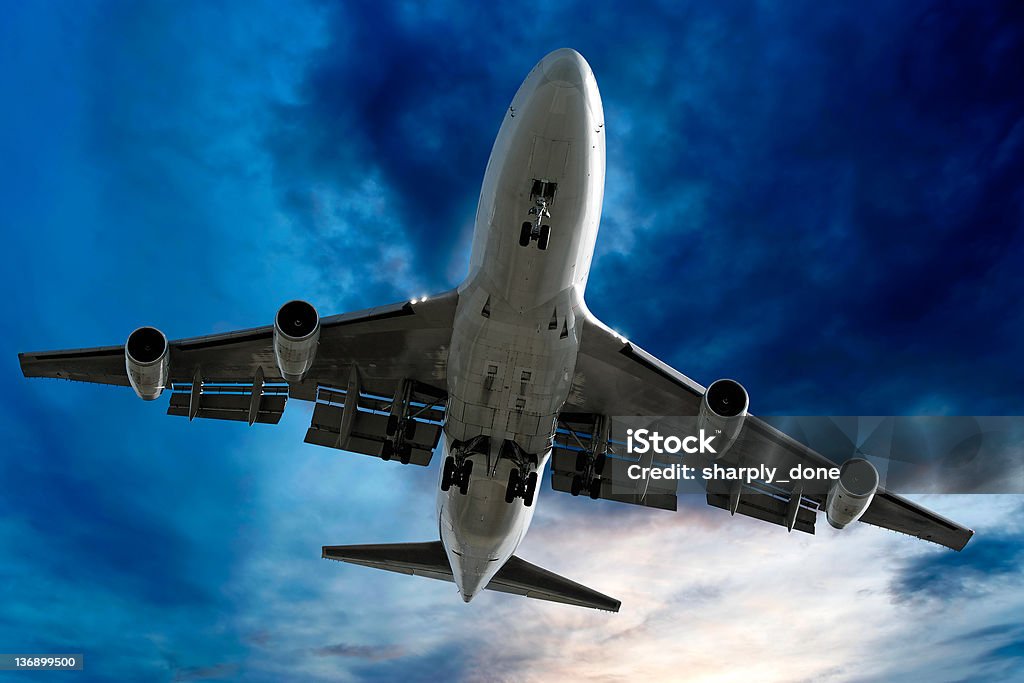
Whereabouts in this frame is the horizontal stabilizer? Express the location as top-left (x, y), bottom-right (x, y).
top-left (322, 542), bottom-right (620, 612)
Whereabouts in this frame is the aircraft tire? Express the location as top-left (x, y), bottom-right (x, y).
top-left (505, 468), bottom-right (520, 503)
top-left (459, 459), bottom-right (473, 495)
top-left (524, 471), bottom-right (538, 506)
top-left (575, 451), bottom-right (588, 472)
top-left (441, 456), bottom-right (454, 491)
top-left (519, 222), bottom-right (532, 247)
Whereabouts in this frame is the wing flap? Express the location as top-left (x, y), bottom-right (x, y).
top-left (166, 385), bottom-right (288, 425)
top-left (303, 386), bottom-right (443, 466)
top-left (706, 489), bottom-right (817, 535)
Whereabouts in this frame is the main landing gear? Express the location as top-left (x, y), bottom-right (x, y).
top-left (500, 440), bottom-right (539, 506)
top-left (381, 416), bottom-right (417, 464)
top-left (570, 450), bottom-right (607, 500)
top-left (505, 468), bottom-right (538, 506)
top-left (441, 455), bottom-right (473, 495)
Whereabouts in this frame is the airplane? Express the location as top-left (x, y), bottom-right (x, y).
top-left (18, 48), bottom-right (973, 612)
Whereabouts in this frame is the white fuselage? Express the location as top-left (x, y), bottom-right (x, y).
top-left (437, 49), bottom-right (605, 601)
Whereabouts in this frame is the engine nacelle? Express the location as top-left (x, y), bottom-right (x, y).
top-left (274, 300), bottom-right (320, 382)
top-left (125, 326), bottom-right (169, 400)
top-left (697, 379), bottom-right (748, 458)
top-left (825, 458), bottom-right (879, 529)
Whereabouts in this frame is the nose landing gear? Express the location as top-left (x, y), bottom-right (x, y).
top-left (519, 221), bottom-right (551, 250)
top-left (519, 180), bottom-right (555, 250)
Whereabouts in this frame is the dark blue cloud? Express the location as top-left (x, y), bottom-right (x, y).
top-left (891, 533), bottom-right (1024, 601)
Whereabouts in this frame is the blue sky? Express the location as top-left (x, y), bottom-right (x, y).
top-left (2, 1), bottom-right (1023, 681)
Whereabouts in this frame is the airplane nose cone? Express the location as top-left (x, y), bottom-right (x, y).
top-left (541, 48), bottom-right (589, 89)
top-left (458, 574), bottom-right (485, 602)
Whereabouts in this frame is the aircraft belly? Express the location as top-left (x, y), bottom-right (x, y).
top-left (436, 48), bottom-right (607, 602)
top-left (445, 285), bottom-right (579, 454)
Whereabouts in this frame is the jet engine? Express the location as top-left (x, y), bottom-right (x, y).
top-left (274, 300), bottom-right (320, 382)
top-left (825, 458), bottom-right (879, 529)
top-left (697, 379), bottom-right (748, 458)
top-left (125, 326), bottom-right (170, 400)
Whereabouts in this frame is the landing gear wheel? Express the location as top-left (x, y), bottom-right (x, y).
top-left (505, 468), bottom-right (520, 503)
top-left (538, 224), bottom-right (551, 250)
top-left (519, 222), bottom-right (532, 247)
top-left (381, 441), bottom-right (394, 461)
top-left (404, 420), bottom-right (417, 440)
top-left (570, 474), bottom-right (583, 496)
top-left (398, 443), bottom-right (412, 465)
top-left (575, 451), bottom-right (588, 472)
top-left (523, 471), bottom-right (538, 507)
top-left (593, 454), bottom-right (607, 476)
top-left (386, 415), bottom-right (399, 436)
top-left (588, 477), bottom-right (602, 499)
top-left (441, 456), bottom-right (455, 491)
top-left (458, 459), bottom-right (473, 495)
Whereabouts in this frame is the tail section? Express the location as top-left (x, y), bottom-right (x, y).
top-left (322, 542), bottom-right (620, 612)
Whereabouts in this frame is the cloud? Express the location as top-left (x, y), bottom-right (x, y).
top-left (173, 663), bottom-right (239, 682)
top-left (311, 642), bottom-right (404, 661)
top-left (890, 505), bottom-right (1024, 602)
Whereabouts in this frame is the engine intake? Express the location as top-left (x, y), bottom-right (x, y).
top-left (274, 300), bottom-right (320, 382)
top-left (125, 326), bottom-right (169, 400)
top-left (825, 458), bottom-right (879, 529)
top-left (698, 379), bottom-right (748, 458)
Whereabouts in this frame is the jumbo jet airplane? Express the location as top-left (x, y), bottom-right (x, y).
top-left (19, 49), bottom-right (972, 611)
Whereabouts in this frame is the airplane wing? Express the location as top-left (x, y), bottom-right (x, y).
top-left (19, 291), bottom-right (459, 465)
top-left (558, 312), bottom-right (974, 551)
